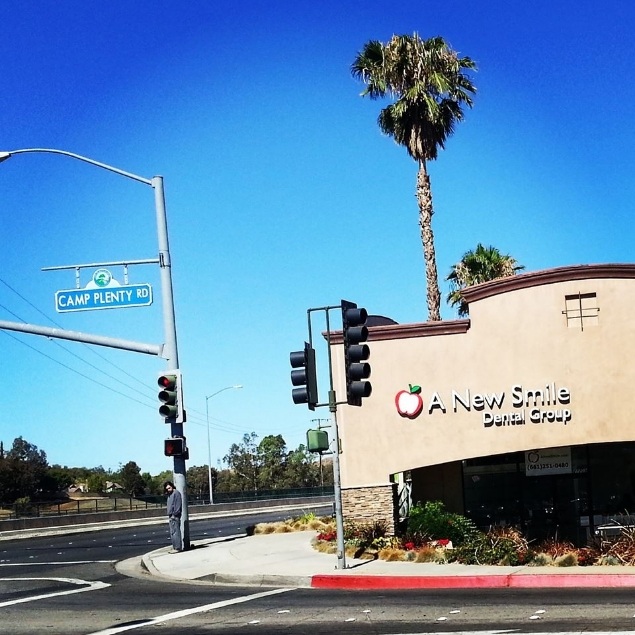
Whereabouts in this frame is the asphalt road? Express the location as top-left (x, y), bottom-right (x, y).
top-left (3, 508), bottom-right (635, 634)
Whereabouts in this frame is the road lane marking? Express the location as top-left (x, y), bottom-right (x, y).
top-left (87, 587), bottom-right (293, 635)
top-left (0, 577), bottom-right (110, 607)
top-left (0, 560), bottom-right (116, 566)
top-left (387, 632), bottom-right (635, 635)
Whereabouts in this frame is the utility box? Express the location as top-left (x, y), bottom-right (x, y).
top-left (307, 429), bottom-right (329, 454)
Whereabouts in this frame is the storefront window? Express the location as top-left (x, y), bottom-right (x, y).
top-left (462, 443), bottom-right (635, 546)
top-left (589, 442), bottom-right (635, 520)
top-left (463, 447), bottom-right (591, 545)
top-left (463, 452), bottom-right (523, 530)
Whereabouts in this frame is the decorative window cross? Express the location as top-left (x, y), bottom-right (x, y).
top-left (563, 292), bottom-right (599, 331)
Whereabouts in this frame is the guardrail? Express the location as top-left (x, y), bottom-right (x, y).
top-left (0, 486), bottom-right (335, 521)
top-left (0, 494), bottom-right (335, 536)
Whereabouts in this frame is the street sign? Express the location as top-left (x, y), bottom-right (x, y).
top-left (55, 283), bottom-right (153, 313)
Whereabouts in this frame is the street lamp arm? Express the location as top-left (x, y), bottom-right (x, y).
top-left (205, 384), bottom-right (243, 402)
top-left (205, 384), bottom-right (242, 505)
top-left (0, 148), bottom-right (153, 186)
top-left (0, 145), bottom-right (188, 547)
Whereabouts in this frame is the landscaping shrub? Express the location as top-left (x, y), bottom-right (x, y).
top-left (296, 511), bottom-right (317, 523)
top-left (414, 545), bottom-right (444, 563)
top-left (254, 514), bottom-right (334, 535)
top-left (279, 510), bottom-right (635, 567)
top-left (576, 545), bottom-right (601, 566)
top-left (605, 526), bottom-right (635, 565)
top-left (344, 519), bottom-right (389, 549)
top-left (407, 500), bottom-right (479, 546)
top-left (554, 552), bottom-right (578, 567)
top-left (399, 530), bottom-right (432, 550)
top-left (534, 537), bottom-right (576, 560)
top-left (317, 529), bottom-right (336, 542)
top-left (528, 552), bottom-right (552, 566)
top-left (448, 526), bottom-right (532, 566)
top-left (378, 547), bottom-right (405, 561)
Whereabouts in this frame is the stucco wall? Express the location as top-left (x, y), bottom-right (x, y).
top-left (331, 266), bottom-right (635, 488)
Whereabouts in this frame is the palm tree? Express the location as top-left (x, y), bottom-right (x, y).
top-left (446, 244), bottom-right (524, 317)
top-left (352, 34), bottom-right (476, 321)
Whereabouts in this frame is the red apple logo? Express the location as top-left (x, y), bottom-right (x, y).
top-left (395, 384), bottom-right (424, 419)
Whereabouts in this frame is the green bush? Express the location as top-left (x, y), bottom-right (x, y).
top-left (448, 526), bottom-right (532, 565)
top-left (407, 500), bottom-right (479, 546)
top-left (344, 519), bottom-right (389, 543)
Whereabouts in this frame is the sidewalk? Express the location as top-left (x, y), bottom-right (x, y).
top-left (140, 530), bottom-right (635, 590)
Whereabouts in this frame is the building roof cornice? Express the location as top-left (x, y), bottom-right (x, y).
top-left (328, 319), bottom-right (470, 343)
top-left (461, 263), bottom-right (635, 304)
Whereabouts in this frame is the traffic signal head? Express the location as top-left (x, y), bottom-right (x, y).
top-left (290, 342), bottom-right (318, 410)
top-left (158, 370), bottom-right (185, 423)
top-left (341, 300), bottom-right (372, 406)
top-left (164, 436), bottom-right (187, 457)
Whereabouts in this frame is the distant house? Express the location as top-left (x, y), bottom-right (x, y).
top-left (66, 483), bottom-right (87, 494)
top-left (105, 481), bottom-right (124, 493)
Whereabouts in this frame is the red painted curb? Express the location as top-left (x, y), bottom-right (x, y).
top-left (311, 575), bottom-right (509, 589)
top-left (310, 574), bottom-right (635, 590)
top-left (508, 574), bottom-right (635, 588)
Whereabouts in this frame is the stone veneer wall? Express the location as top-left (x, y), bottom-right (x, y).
top-left (341, 483), bottom-right (399, 535)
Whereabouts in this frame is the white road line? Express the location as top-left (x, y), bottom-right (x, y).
top-left (387, 632), bottom-right (635, 635)
top-left (86, 587), bottom-right (293, 635)
top-left (387, 632), bottom-right (517, 635)
top-left (0, 577), bottom-right (110, 607)
top-left (0, 560), bottom-right (116, 566)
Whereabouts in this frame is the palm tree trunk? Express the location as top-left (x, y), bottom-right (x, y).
top-left (416, 160), bottom-right (441, 321)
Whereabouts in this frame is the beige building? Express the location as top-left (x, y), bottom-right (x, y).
top-left (331, 264), bottom-right (635, 545)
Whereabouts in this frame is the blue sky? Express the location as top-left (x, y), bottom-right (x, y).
top-left (1, 1), bottom-right (634, 476)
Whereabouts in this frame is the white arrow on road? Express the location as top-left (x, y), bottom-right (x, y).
top-left (0, 577), bottom-right (110, 607)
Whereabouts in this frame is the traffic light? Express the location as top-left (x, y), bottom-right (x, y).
top-left (290, 342), bottom-right (318, 410)
top-left (164, 436), bottom-right (187, 457)
top-left (158, 370), bottom-right (185, 423)
top-left (341, 299), bottom-right (372, 406)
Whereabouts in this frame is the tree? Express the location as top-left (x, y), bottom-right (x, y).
top-left (148, 470), bottom-right (173, 495)
top-left (284, 443), bottom-right (322, 488)
top-left (257, 435), bottom-right (287, 490)
top-left (352, 34), bottom-right (476, 321)
top-left (1, 437), bottom-right (49, 502)
top-left (222, 432), bottom-right (260, 492)
top-left (186, 465), bottom-right (211, 498)
top-left (446, 243), bottom-right (524, 316)
top-left (118, 461), bottom-right (145, 497)
top-left (86, 473), bottom-right (106, 494)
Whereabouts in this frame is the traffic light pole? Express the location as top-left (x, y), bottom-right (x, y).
top-left (318, 306), bottom-right (346, 570)
top-left (305, 305), bottom-right (348, 569)
top-left (291, 301), bottom-right (371, 570)
top-left (0, 148), bottom-right (189, 551)
top-left (327, 390), bottom-right (347, 570)
top-left (153, 175), bottom-right (189, 551)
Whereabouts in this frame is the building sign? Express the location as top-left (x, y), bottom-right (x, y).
top-left (395, 382), bottom-right (573, 428)
top-left (524, 447), bottom-right (572, 475)
top-left (55, 268), bottom-right (153, 313)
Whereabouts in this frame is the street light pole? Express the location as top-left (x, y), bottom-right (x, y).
top-left (0, 147), bottom-right (188, 546)
top-left (205, 385), bottom-right (243, 504)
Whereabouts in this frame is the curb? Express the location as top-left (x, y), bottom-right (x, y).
top-left (310, 573), bottom-right (635, 590)
top-left (200, 572), bottom-right (313, 588)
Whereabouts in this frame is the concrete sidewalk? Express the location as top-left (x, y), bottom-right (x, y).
top-left (140, 530), bottom-right (635, 590)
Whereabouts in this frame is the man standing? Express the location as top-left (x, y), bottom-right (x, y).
top-left (164, 481), bottom-right (182, 553)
